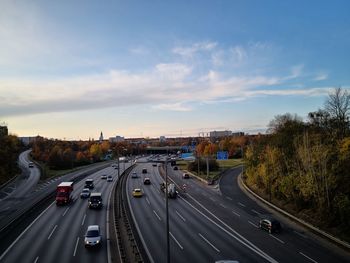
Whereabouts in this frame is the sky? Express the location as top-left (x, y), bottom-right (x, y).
top-left (1, 0), bottom-right (349, 140)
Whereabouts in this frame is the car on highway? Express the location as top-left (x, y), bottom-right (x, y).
top-left (28, 162), bottom-right (34, 168)
top-left (173, 166), bottom-right (178, 170)
top-left (80, 188), bottom-right (91, 199)
top-left (84, 225), bottom-right (101, 248)
top-left (88, 193), bottom-right (103, 209)
top-left (131, 172), bottom-right (137, 178)
top-left (143, 178), bottom-right (151, 185)
top-left (259, 218), bottom-right (281, 234)
top-left (182, 173), bottom-right (190, 179)
top-left (107, 175), bottom-right (113, 182)
top-left (142, 168), bottom-right (147, 174)
top-left (152, 163), bottom-right (157, 167)
top-left (132, 188), bottom-right (143, 197)
top-left (101, 174), bottom-right (107, 179)
top-left (85, 179), bottom-right (94, 189)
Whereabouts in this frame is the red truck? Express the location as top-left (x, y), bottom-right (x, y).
top-left (56, 182), bottom-right (74, 205)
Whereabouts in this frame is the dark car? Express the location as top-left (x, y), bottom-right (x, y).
top-left (85, 179), bottom-right (94, 189)
top-left (143, 178), bottom-right (151, 185)
top-left (88, 193), bottom-right (103, 209)
top-left (182, 173), bottom-right (189, 179)
top-left (173, 166), bottom-right (178, 170)
top-left (142, 168), bottom-right (147, 174)
top-left (259, 218), bottom-right (281, 234)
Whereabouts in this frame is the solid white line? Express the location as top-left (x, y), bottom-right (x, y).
top-left (210, 197), bottom-right (216, 202)
top-left (299, 252), bottom-right (318, 263)
top-left (34, 256), bottom-right (39, 263)
top-left (175, 210), bottom-right (186, 222)
top-left (251, 209), bottom-right (261, 215)
top-left (153, 210), bottom-right (161, 221)
top-left (226, 196), bottom-right (233, 201)
top-left (198, 233), bottom-right (220, 253)
top-left (238, 202), bottom-right (246, 207)
top-left (219, 203), bottom-right (227, 209)
top-left (73, 237), bottom-right (79, 257)
top-left (269, 234), bottom-right (285, 244)
top-left (81, 214), bottom-right (86, 226)
top-left (232, 210), bottom-right (241, 217)
top-left (146, 197), bottom-right (151, 205)
top-left (169, 232), bottom-right (183, 250)
top-left (248, 221), bottom-right (258, 228)
top-left (182, 195), bottom-right (278, 263)
top-left (294, 230), bottom-right (307, 239)
top-left (62, 207), bottom-right (70, 217)
top-left (0, 202), bottom-right (55, 261)
top-left (47, 224), bottom-right (58, 240)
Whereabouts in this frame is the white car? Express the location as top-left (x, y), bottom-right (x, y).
top-left (107, 175), bottom-right (113, 182)
top-left (101, 174), bottom-right (107, 179)
top-left (131, 172), bottom-right (137, 178)
top-left (84, 225), bottom-right (101, 248)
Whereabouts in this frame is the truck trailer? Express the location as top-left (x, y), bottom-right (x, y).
top-left (56, 182), bottom-right (74, 205)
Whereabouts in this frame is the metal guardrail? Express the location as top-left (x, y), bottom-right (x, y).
top-left (238, 173), bottom-right (350, 251)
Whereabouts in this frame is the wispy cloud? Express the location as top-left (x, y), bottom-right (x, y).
top-left (313, 72), bottom-right (328, 81)
top-left (172, 41), bottom-right (217, 58)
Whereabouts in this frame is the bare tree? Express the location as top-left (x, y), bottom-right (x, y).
top-left (325, 87), bottom-right (350, 138)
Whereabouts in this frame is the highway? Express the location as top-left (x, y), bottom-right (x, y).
top-left (0, 162), bottom-right (130, 263)
top-left (127, 161), bottom-right (350, 263)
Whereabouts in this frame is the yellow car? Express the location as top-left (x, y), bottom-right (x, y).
top-left (132, 188), bottom-right (143, 197)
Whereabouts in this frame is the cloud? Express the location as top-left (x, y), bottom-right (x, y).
top-left (152, 102), bottom-right (192, 112)
top-left (313, 72), bottom-right (328, 81)
top-left (172, 41), bottom-right (217, 58)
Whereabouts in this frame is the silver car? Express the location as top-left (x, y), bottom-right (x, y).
top-left (80, 188), bottom-right (90, 199)
top-left (84, 225), bottom-right (101, 248)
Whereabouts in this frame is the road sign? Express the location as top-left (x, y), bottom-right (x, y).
top-left (216, 151), bottom-right (228, 160)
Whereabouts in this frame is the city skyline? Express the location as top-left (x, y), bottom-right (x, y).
top-left (1, 1), bottom-right (349, 139)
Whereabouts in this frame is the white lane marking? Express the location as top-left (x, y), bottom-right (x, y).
top-left (293, 230), bottom-right (307, 239)
top-left (146, 197), bottom-right (151, 205)
top-left (251, 209), bottom-right (261, 215)
top-left (238, 202), bottom-right (246, 207)
top-left (269, 234), bottom-right (285, 244)
top-left (81, 214), bottom-right (86, 226)
top-left (198, 233), bottom-right (220, 253)
top-left (34, 256), bottom-right (39, 263)
top-left (175, 210), bottom-right (186, 222)
top-left (62, 207), bottom-right (70, 217)
top-left (232, 210), bottom-right (241, 217)
top-left (47, 224), bottom-right (58, 240)
top-left (181, 195), bottom-right (278, 263)
top-left (219, 203), bottom-right (227, 209)
top-left (248, 221), bottom-right (258, 228)
top-left (0, 202), bottom-right (55, 261)
top-left (225, 196), bottom-right (233, 201)
top-left (210, 197), bottom-right (216, 202)
top-left (73, 237), bottom-right (79, 257)
top-left (169, 232), bottom-right (183, 250)
top-left (153, 210), bottom-right (161, 221)
top-left (299, 252), bottom-right (318, 263)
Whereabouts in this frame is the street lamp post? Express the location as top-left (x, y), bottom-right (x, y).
top-left (165, 158), bottom-right (170, 263)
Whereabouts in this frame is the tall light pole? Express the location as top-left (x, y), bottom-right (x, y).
top-left (165, 158), bottom-right (170, 263)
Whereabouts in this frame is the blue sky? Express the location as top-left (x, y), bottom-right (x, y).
top-left (1, 0), bottom-right (349, 140)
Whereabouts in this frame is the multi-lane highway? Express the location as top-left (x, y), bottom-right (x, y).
top-left (0, 163), bottom-right (130, 263)
top-left (127, 161), bottom-right (350, 263)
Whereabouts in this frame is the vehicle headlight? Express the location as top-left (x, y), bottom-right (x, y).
top-left (96, 240), bottom-right (100, 244)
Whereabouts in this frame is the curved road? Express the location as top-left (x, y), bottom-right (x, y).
top-left (127, 163), bottom-right (350, 263)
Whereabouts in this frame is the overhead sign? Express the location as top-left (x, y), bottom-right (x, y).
top-left (181, 153), bottom-right (195, 160)
top-left (216, 151), bottom-right (228, 160)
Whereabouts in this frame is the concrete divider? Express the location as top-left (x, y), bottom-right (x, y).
top-left (238, 173), bottom-right (350, 250)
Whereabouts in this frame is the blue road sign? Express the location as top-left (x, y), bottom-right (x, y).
top-left (216, 151), bottom-right (228, 160)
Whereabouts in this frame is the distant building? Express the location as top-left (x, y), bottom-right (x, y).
top-left (109, 135), bottom-right (125, 143)
top-left (0, 125), bottom-right (8, 137)
top-left (209, 130), bottom-right (232, 138)
top-left (19, 136), bottom-right (41, 145)
top-left (159, 136), bottom-right (166, 142)
top-left (99, 131), bottom-right (104, 143)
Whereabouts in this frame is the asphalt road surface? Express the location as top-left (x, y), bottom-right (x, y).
top-left (127, 162), bottom-right (350, 263)
top-left (0, 162), bottom-right (130, 263)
